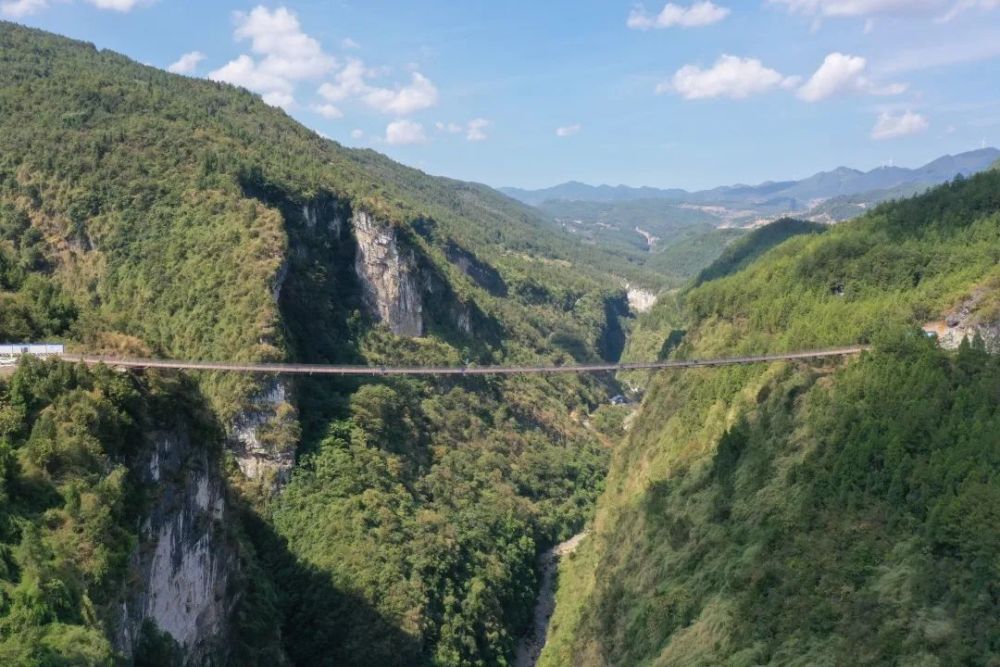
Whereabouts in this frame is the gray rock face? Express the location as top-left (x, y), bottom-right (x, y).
top-left (230, 379), bottom-right (297, 484)
top-left (625, 285), bottom-right (656, 314)
top-left (927, 288), bottom-right (1000, 353)
top-left (352, 210), bottom-right (424, 337)
top-left (116, 429), bottom-right (231, 661)
top-left (444, 240), bottom-right (508, 297)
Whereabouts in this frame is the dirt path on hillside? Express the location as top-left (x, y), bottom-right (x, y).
top-left (514, 531), bottom-right (588, 667)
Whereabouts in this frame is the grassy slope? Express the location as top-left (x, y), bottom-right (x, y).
top-left (618, 219), bottom-right (825, 392)
top-left (692, 218), bottom-right (826, 287)
top-left (0, 22), bottom-right (634, 665)
top-left (542, 172), bottom-right (1000, 666)
top-left (0, 21), bottom-right (644, 409)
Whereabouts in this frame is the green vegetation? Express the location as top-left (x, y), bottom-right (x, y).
top-left (269, 377), bottom-right (608, 665)
top-left (693, 217), bottom-right (826, 286)
top-left (535, 199), bottom-right (745, 288)
top-left (3, 19), bottom-right (999, 667)
top-left (645, 227), bottom-right (744, 281)
top-left (0, 21), bottom-right (630, 664)
top-left (542, 171), bottom-right (1000, 665)
top-left (0, 359), bottom-right (216, 665)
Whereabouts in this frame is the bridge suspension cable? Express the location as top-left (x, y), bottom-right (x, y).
top-left (52, 346), bottom-right (870, 376)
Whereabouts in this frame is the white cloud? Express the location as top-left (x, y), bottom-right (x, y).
top-left (0, 0), bottom-right (46, 16)
top-left (167, 51), bottom-right (206, 75)
top-left (362, 72), bottom-right (438, 115)
top-left (879, 35), bottom-right (1000, 73)
top-left (939, 0), bottom-right (1000, 19)
top-left (317, 59), bottom-right (370, 102)
top-left (318, 58), bottom-right (438, 115)
top-left (556, 124), bottom-right (583, 137)
top-left (85, 0), bottom-right (145, 9)
top-left (262, 91), bottom-right (295, 110)
top-left (3, 0), bottom-right (154, 16)
top-left (769, 0), bottom-right (944, 17)
top-left (210, 6), bottom-right (336, 108)
top-left (351, 129), bottom-right (364, 139)
top-left (466, 118), bottom-right (491, 141)
top-left (663, 55), bottom-right (795, 99)
top-left (798, 53), bottom-right (866, 100)
top-left (627, 1), bottom-right (730, 29)
top-left (385, 119), bottom-right (427, 145)
top-left (436, 119), bottom-right (490, 141)
top-left (341, 37), bottom-right (361, 50)
top-left (311, 103), bottom-right (344, 119)
top-left (871, 110), bottom-right (929, 139)
top-left (770, 0), bottom-right (999, 19)
top-left (231, 6), bottom-right (336, 79)
top-left (210, 54), bottom-right (294, 95)
top-left (797, 52), bottom-right (906, 101)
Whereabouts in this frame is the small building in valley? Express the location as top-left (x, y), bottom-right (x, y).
top-left (0, 343), bottom-right (65, 363)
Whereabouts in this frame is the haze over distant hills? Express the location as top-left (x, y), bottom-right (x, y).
top-left (500, 148), bottom-right (1000, 284)
top-left (501, 148), bottom-right (1000, 212)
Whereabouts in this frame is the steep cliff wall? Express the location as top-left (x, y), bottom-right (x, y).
top-left (445, 240), bottom-right (508, 297)
top-left (352, 210), bottom-right (425, 337)
top-left (116, 427), bottom-right (233, 662)
top-left (229, 379), bottom-right (298, 484)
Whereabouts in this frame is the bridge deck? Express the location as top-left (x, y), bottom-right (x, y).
top-left (55, 346), bottom-right (869, 376)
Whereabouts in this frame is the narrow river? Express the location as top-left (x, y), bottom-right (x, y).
top-left (514, 531), bottom-right (588, 667)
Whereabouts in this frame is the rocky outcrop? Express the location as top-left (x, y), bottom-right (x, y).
top-left (445, 240), bottom-right (508, 297)
top-left (301, 200), bottom-right (346, 237)
top-left (230, 379), bottom-right (297, 484)
top-left (116, 428), bottom-right (231, 662)
top-left (514, 532), bottom-right (589, 667)
top-left (626, 285), bottom-right (657, 314)
top-left (352, 210), bottom-right (424, 337)
top-left (924, 288), bottom-right (1000, 353)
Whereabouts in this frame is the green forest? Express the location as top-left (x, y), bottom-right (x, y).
top-left (0, 21), bottom-right (627, 665)
top-left (542, 171), bottom-right (1000, 665)
top-left (0, 17), bottom-right (999, 667)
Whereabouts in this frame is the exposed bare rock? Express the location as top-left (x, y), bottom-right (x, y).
top-left (116, 429), bottom-right (232, 661)
top-left (445, 240), bottom-right (508, 297)
top-left (514, 532), bottom-right (588, 667)
top-left (625, 284), bottom-right (657, 314)
top-left (923, 287), bottom-right (1000, 353)
top-left (352, 210), bottom-right (424, 337)
top-left (229, 379), bottom-right (297, 485)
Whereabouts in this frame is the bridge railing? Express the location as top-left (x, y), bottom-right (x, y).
top-left (52, 345), bottom-right (870, 376)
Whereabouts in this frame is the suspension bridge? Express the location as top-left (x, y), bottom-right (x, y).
top-left (36, 346), bottom-right (871, 376)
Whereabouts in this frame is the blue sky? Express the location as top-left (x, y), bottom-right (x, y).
top-left (3, 0), bottom-right (1000, 190)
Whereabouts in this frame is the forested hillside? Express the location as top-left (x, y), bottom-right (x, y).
top-left (0, 21), bottom-right (638, 665)
top-left (542, 171), bottom-right (1000, 665)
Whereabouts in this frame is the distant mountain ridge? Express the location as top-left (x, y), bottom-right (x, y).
top-left (502, 148), bottom-right (1000, 208)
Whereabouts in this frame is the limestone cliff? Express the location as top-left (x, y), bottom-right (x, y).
top-left (352, 210), bottom-right (425, 337)
top-left (229, 379), bottom-right (298, 484)
top-left (116, 428), bottom-right (232, 661)
top-left (625, 285), bottom-right (657, 314)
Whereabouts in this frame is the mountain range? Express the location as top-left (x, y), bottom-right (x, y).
top-left (501, 147), bottom-right (1000, 215)
top-left (1, 20), bottom-right (999, 667)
